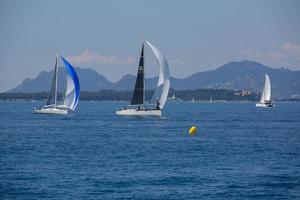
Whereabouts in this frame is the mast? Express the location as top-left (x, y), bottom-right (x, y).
top-left (54, 53), bottom-right (58, 107)
top-left (46, 54), bottom-right (59, 106)
top-left (143, 41), bottom-right (145, 107)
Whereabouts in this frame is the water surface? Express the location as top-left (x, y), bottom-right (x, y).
top-left (0, 101), bottom-right (299, 199)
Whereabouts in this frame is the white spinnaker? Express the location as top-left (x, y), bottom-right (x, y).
top-left (64, 73), bottom-right (76, 110)
top-left (260, 74), bottom-right (271, 103)
top-left (145, 40), bottom-right (170, 109)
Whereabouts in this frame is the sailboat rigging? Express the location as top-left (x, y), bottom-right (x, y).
top-left (130, 43), bottom-right (145, 107)
top-left (256, 74), bottom-right (274, 108)
top-left (34, 53), bottom-right (80, 114)
top-left (116, 40), bottom-right (170, 116)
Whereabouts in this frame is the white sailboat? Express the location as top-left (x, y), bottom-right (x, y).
top-left (256, 74), bottom-right (274, 108)
top-left (167, 94), bottom-right (183, 103)
top-left (116, 40), bottom-right (170, 116)
top-left (168, 94), bottom-right (177, 100)
top-left (34, 54), bottom-right (80, 114)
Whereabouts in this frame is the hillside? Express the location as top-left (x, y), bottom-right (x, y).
top-left (8, 60), bottom-right (300, 99)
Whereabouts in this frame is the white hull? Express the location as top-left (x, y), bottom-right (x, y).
top-left (56, 104), bottom-right (69, 109)
top-left (34, 107), bottom-right (68, 115)
top-left (116, 109), bottom-right (161, 116)
top-left (256, 103), bottom-right (274, 108)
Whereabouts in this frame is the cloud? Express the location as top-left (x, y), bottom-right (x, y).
top-left (281, 42), bottom-right (300, 56)
top-left (240, 50), bottom-right (283, 62)
top-left (259, 51), bottom-right (283, 61)
top-left (67, 49), bottom-right (135, 65)
top-left (240, 41), bottom-right (300, 67)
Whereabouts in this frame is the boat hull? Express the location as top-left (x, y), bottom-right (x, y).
top-left (116, 109), bottom-right (161, 116)
top-left (255, 103), bottom-right (274, 108)
top-left (34, 107), bottom-right (68, 115)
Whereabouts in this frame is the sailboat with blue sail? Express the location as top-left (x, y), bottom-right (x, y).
top-left (34, 53), bottom-right (80, 114)
top-left (116, 40), bottom-right (170, 116)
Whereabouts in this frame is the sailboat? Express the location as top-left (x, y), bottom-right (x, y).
top-left (34, 53), bottom-right (80, 114)
top-left (167, 94), bottom-right (183, 102)
top-left (168, 94), bottom-right (177, 100)
top-left (116, 40), bottom-right (170, 116)
top-left (256, 74), bottom-right (274, 108)
top-left (210, 96), bottom-right (213, 103)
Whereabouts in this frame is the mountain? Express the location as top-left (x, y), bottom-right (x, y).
top-left (10, 67), bottom-right (112, 93)
top-left (111, 75), bottom-right (159, 91)
top-left (8, 60), bottom-right (300, 99)
top-left (111, 74), bottom-right (136, 91)
top-left (171, 60), bottom-right (300, 98)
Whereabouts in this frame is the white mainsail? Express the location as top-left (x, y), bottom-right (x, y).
top-left (144, 40), bottom-right (170, 109)
top-left (260, 74), bottom-right (271, 103)
top-left (46, 55), bottom-right (58, 106)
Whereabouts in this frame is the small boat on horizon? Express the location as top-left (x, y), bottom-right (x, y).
top-left (116, 40), bottom-right (170, 116)
top-left (256, 74), bottom-right (274, 108)
top-left (168, 94), bottom-right (177, 100)
top-left (34, 53), bottom-right (80, 114)
top-left (167, 94), bottom-right (184, 102)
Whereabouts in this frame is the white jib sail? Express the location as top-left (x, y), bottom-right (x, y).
top-left (64, 74), bottom-right (76, 109)
top-left (144, 40), bottom-right (170, 109)
top-left (260, 74), bottom-right (271, 103)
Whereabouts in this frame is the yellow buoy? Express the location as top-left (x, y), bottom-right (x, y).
top-left (189, 126), bottom-right (197, 135)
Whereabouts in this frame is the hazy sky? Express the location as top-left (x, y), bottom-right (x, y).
top-left (0, 0), bottom-right (300, 92)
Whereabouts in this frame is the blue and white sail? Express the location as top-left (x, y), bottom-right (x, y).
top-left (60, 56), bottom-right (80, 111)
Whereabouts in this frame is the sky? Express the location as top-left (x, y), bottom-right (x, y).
top-left (0, 0), bottom-right (300, 92)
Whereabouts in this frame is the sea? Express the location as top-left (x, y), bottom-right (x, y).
top-left (0, 101), bottom-right (299, 199)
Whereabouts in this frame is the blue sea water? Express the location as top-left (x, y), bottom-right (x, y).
top-left (0, 101), bottom-right (299, 199)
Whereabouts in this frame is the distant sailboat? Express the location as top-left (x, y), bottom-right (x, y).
top-left (34, 53), bottom-right (80, 114)
top-left (256, 74), bottom-right (274, 108)
top-left (210, 96), bottom-right (213, 103)
top-left (116, 40), bottom-right (170, 116)
top-left (167, 94), bottom-right (183, 102)
top-left (168, 94), bottom-right (177, 100)
top-left (191, 98), bottom-right (195, 103)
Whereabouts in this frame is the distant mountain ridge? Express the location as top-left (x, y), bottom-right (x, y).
top-left (8, 60), bottom-right (300, 99)
top-left (171, 60), bottom-right (300, 98)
